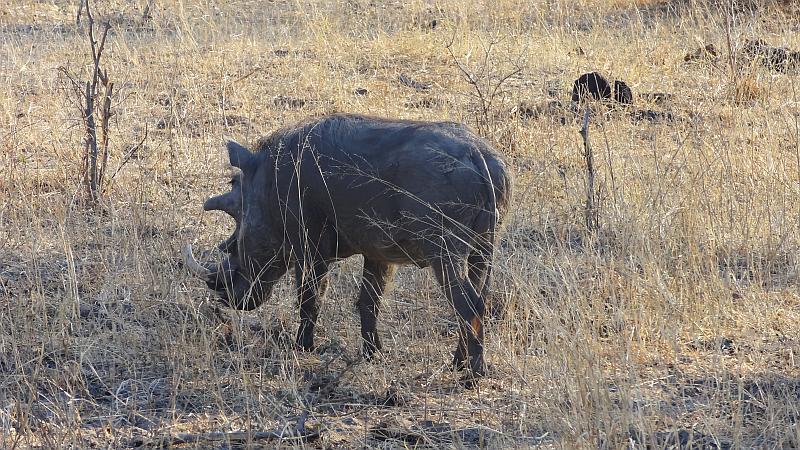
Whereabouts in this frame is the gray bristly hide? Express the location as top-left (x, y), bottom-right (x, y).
top-left (184, 113), bottom-right (513, 385)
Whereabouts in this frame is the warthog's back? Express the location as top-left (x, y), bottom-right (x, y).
top-left (260, 114), bottom-right (512, 264)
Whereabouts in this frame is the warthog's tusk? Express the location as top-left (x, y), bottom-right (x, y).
top-left (183, 244), bottom-right (213, 278)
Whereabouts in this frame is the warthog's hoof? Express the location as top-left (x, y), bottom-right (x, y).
top-left (452, 355), bottom-right (467, 371)
top-left (459, 366), bottom-right (486, 389)
top-left (295, 335), bottom-right (315, 352)
top-left (452, 352), bottom-right (485, 387)
top-left (362, 344), bottom-right (382, 360)
top-left (362, 332), bottom-right (382, 360)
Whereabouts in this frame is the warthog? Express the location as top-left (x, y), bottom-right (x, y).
top-left (183, 114), bottom-right (512, 380)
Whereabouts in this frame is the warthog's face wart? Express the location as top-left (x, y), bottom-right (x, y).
top-left (183, 140), bottom-right (288, 310)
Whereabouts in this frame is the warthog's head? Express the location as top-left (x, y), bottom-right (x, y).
top-left (183, 140), bottom-right (289, 310)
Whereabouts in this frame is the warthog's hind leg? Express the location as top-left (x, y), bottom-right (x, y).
top-left (433, 255), bottom-right (486, 382)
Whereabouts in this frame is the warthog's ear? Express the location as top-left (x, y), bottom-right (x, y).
top-left (203, 192), bottom-right (239, 217)
top-left (225, 138), bottom-right (255, 170)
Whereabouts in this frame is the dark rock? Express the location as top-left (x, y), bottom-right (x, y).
top-left (78, 302), bottom-right (99, 319)
top-left (572, 72), bottom-right (633, 108)
top-left (740, 39), bottom-right (800, 73)
top-left (613, 80), bottom-right (633, 104)
top-left (273, 95), bottom-right (306, 109)
top-left (719, 336), bottom-right (736, 354)
top-left (353, 87), bottom-right (368, 96)
top-left (572, 71), bottom-right (611, 102)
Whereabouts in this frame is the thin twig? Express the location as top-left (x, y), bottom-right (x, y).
top-left (724, 0), bottom-right (738, 94)
top-left (234, 66), bottom-right (263, 84)
top-left (76, 0), bottom-right (85, 27)
top-left (57, 66), bottom-right (85, 108)
top-left (580, 107), bottom-right (597, 233)
top-left (97, 82), bottom-right (113, 185)
top-left (142, 0), bottom-right (155, 22)
top-left (446, 34), bottom-right (524, 139)
top-left (83, 79), bottom-right (97, 200)
top-left (110, 124), bottom-right (147, 181)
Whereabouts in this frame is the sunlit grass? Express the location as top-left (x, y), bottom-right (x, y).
top-left (1, 0), bottom-right (799, 448)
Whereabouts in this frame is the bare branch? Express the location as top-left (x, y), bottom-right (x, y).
top-left (580, 108), bottom-right (597, 233)
top-left (489, 66), bottom-right (523, 104)
top-left (97, 81), bottom-right (114, 185)
top-left (142, 0), bottom-right (155, 22)
top-left (446, 36), bottom-right (523, 140)
top-left (58, 66), bottom-right (86, 104)
top-left (76, 0), bottom-right (85, 27)
top-left (110, 124), bottom-right (147, 181)
top-left (84, 80), bottom-right (99, 201)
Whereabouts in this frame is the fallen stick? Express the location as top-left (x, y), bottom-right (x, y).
top-left (134, 427), bottom-right (320, 448)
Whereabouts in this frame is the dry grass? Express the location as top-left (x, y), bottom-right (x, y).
top-left (1, 0), bottom-right (800, 448)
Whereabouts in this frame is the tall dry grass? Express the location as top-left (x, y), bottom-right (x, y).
top-left (1, 0), bottom-right (799, 448)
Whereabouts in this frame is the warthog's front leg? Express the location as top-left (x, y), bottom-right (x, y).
top-left (357, 259), bottom-right (396, 358)
top-left (295, 259), bottom-right (329, 351)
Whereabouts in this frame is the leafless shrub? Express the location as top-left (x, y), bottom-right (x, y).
top-left (60, 0), bottom-right (114, 204)
top-left (445, 35), bottom-right (524, 141)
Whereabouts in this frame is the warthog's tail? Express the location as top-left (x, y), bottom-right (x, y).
top-left (471, 149), bottom-right (512, 247)
top-left (468, 148), bottom-right (512, 308)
